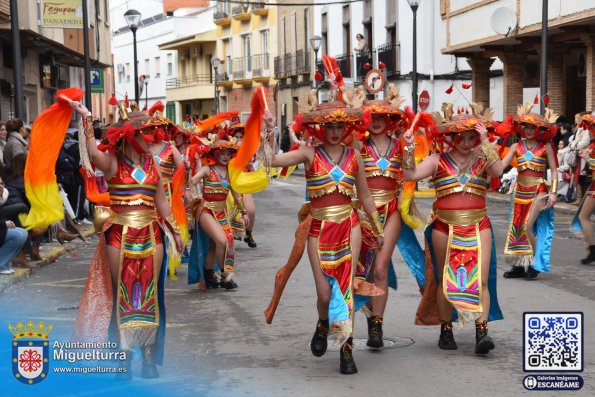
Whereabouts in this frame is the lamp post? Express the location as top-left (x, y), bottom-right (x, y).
top-left (408, 0), bottom-right (421, 112)
top-left (124, 9), bottom-right (142, 104)
top-left (211, 57), bottom-right (221, 114)
top-left (539, 0), bottom-right (548, 114)
top-left (310, 35), bottom-right (322, 87)
top-left (9, 0), bottom-right (24, 118)
top-left (144, 76), bottom-right (150, 111)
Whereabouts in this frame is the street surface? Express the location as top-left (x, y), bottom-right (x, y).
top-left (1, 173), bottom-right (594, 397)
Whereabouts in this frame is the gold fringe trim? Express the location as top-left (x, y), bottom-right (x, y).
top-left (119, 323), bottom-right (158, 351)
top-left (330, 319), bottom-right (352, 347)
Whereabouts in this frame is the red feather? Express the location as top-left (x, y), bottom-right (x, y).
top-left (293, 113), bottom-right (303, 133)
top-left (445, 84), bottom-right (454, 94)
top-left (322, 54), bottom-right (345, 87)
top-left (108, 92), bottom-right (118, 106)
top-left (124, 93), bottom-right (129, 108)
top-left (148, 100), bottom-right (165, 116)
top-left (534, 95), bottom-right (539, 105)
top-left (378, 61), bottom-right (386, 69)
top-left (315, 70), bottom-right (323, 81)
top-left (462, 83), bottom-right (472, 89)
top-left (544, 94), bottom-right (550, 106)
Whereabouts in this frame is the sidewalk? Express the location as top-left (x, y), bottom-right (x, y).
top-left (0, 225), bottom-right (95, 294)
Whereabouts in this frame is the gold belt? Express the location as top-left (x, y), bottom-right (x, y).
top-left (310, 203), bottom-right (353, 223)
top-left (162, 177), bottom-right (172, 184)
top-left (369, 189), bottom-right (397, 205)
top-left (203, 200), bottom-right (227, 212)
top-left (517, 175), bottom-right (545, 186)
top-left (434, 208), bottom-right (487, 227)
top-left (111, 210), bottom-right (158, 228)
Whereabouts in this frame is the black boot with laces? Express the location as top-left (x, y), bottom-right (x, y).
top-left (438, 320), bottom-right (458, 350)
top-left (310, 319), bottom-right (329, 357)
top-left (244, 230), bottom-right (257, 248)
top-left (475, 320), bottom-right (495, 355)
top-left (339, 337), bottom-right (358, 375)
top-left (366, 316), bottom-right (384, 348)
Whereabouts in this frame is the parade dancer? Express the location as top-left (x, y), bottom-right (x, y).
top-left (501, 105), bottom-right (559, 279)
top-left (72, 101), bottom-right (183, 379)
top-left (189, 135), bottom-right (250, 290)
top-left (264, 86), bottom-right (384, 374)
top-left (572, 114), bottom-right (595, 264)
top-left (356, 86), bottom-right (410, 348)
top-left (407, 107), bottom-right (504, 354)
top-left (229, 122), bottom-right (258, 248)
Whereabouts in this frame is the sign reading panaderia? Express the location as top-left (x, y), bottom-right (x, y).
top-left (42, 0), bottom-right (84, 28)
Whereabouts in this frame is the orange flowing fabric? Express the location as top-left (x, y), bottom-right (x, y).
top-left (171, 165), bottom-right (189, 243)
top-left (230, 88), bottom-right (265, 171)
top-left (195, 111), bottom-right (238, 134)
top-left (81, 167), bottom-right (110, 206)
top-left (24, 87), bottom-right (83, 229)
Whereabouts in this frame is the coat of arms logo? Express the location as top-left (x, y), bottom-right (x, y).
top-left (8, 321), bottom-right (53, 385)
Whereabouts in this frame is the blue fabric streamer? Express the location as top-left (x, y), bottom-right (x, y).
top-left (396, 221), bottom-right (426, 289)
top-left (531, 207), bottom-right (554, 273)
top-left (325, 275), bottom-right (350, 327)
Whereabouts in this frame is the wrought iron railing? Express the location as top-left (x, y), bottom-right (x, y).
top-left (252, 53), bottom-right (270, 78)
top-left (377, 42), bottom-right (400, 77)
top-left (334, 53), bottom-right (352, 78)
top-left (166, 74), bottom-right (212, 88)
top-left (355, 49), bottom-right (375, 81)
top-left (232, 56), bottom-right (252, 80)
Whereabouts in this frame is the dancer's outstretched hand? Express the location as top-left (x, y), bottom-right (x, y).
top-left (402, 128), bottom-right (415, 146)
top-left (264, 110), bottom-right (275, 129)
top-left (68, 100), bottom-right (90, 118)
top-left (546, 192), bottom-right (557, 209)
top-left (174, 233), bottom-right (184, 254)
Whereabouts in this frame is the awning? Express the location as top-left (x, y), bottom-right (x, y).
top-left (159, 30), bottom-right (217, 50)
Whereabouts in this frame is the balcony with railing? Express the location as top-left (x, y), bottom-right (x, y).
top-left (334, 53), bottom-right (352, 79)
top-left (252, 53), bottom-right (270, 82)
top-left (251, 2), bottom-right (268, 16)
top-left (377, 42), bottom-right (400, 78)
top-left (213, 10), bottom-right (231, 26)
top-left (166, 74), bottom-right (214, 101)
top-left (216, 71), bottom-right (233, 87)
top-left (355, 49), bottom-right (375, 82)
top-left (232, 56), bottom-right (253, 83)
top-left (274, 50), bottom-right (312, 80)
top-left (232, 5), bottom-right (251, 21)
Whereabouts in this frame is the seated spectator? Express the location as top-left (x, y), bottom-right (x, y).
top-left (0, 121), bottom-right (7, 168)
top-left (0, 181), bottom-right (29, 274)
top-left (3, 118), bottom-right (29, 173)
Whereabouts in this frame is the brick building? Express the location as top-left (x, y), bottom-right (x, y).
top-left (442, 0), bottom-right (595, 119)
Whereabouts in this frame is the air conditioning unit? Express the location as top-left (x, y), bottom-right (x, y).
top-left (117, 64), bottom-right (124, 73)
top-left (180, 48), bottom-right (190, 60)
top-left (192, 46), bottom-right (202, 58)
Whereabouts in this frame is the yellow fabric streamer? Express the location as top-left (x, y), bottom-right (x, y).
top-left (229, 166), bottom-right (271, 194)
top-left (399, 181), bottom-right (425, 229)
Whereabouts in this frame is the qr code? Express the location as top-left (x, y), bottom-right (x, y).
top-left (523, 312), bottom-right (583, 372)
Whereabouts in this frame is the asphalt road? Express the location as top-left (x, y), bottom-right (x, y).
top-left (1, 174), bottom-right (594, 397)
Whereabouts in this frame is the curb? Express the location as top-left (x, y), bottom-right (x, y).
top-left (0, 226), bottom-right (96, 294)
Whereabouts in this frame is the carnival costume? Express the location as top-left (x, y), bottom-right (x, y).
top-left (264, 68), bottom-right (385, 374)
top-left (503, 105), bottom-right (558, 277)
top-left (572, 114), bottom-right (595, 264)
top-left (357, 86), bottom-right (426, 347)
top-left (414, 107), bottom-right (503, 354)
top-left (73, 103), bottom-right (181, 378)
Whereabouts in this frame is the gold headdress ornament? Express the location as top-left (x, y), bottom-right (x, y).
top-left (433, 102), bottom-right (495, 134)
top-left (117, 101), bottom-right (129, 121)
top-left (340, 85), bottom-right (366, 109)
top-left (385, 83), bottom-right (407, 108)
top-left (515, 103), bottom-right (558, 128)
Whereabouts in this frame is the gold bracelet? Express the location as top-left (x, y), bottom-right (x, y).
top-left (550, 179), bottom-right (558, 195)
top-left (165, 213), bottom-right (181, 234)
top-left (481, 139), bottom-right (500, 165)
top-left (402, 144), bottom-right (416, 170)
top-left (368, 211), bottom-right (384, 238)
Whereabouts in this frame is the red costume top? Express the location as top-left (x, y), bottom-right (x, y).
top-left (515, 140), bottom-right (548, 176)
top-left (306, 146), bottom-right (357, 208)
top-left (361, 138), bottom-right (402, 192)
top-left (203, 166), bottom-right (230, 204)
top-left (433, 152), bottom-right (489, 210)
top-left (154, 142), bottom-right (175, 181)
top-left (108, 153), bottom-right (159, 213)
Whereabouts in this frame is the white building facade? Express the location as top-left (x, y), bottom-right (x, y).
top-left (313, 0), bottom-right (505, 119)
top-left (110, 0), bottom-right (215, 123)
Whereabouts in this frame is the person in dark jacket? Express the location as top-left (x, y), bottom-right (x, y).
top-left (0, 194), bottom-right (28, 274)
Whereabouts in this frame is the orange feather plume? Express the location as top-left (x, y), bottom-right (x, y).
top-left (171, 165), bottom-right (189, 243)
top-left (195, 111), bottom-right (238, 135)
top-left (230, 88), bottom-right (264, 171)
top-left (23, 87), bottom-right (83, 229)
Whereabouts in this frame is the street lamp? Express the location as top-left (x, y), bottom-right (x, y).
top-left (124, 9), bottom-right (142, 104)
top-left (144, 76), bottom-right (150, 111)
top-left (211, 57), bottom-right (221, 114)
top-left (310, 35), bottom-right (322, 87)
top-left (407, 0), bottom-right (421, 112)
